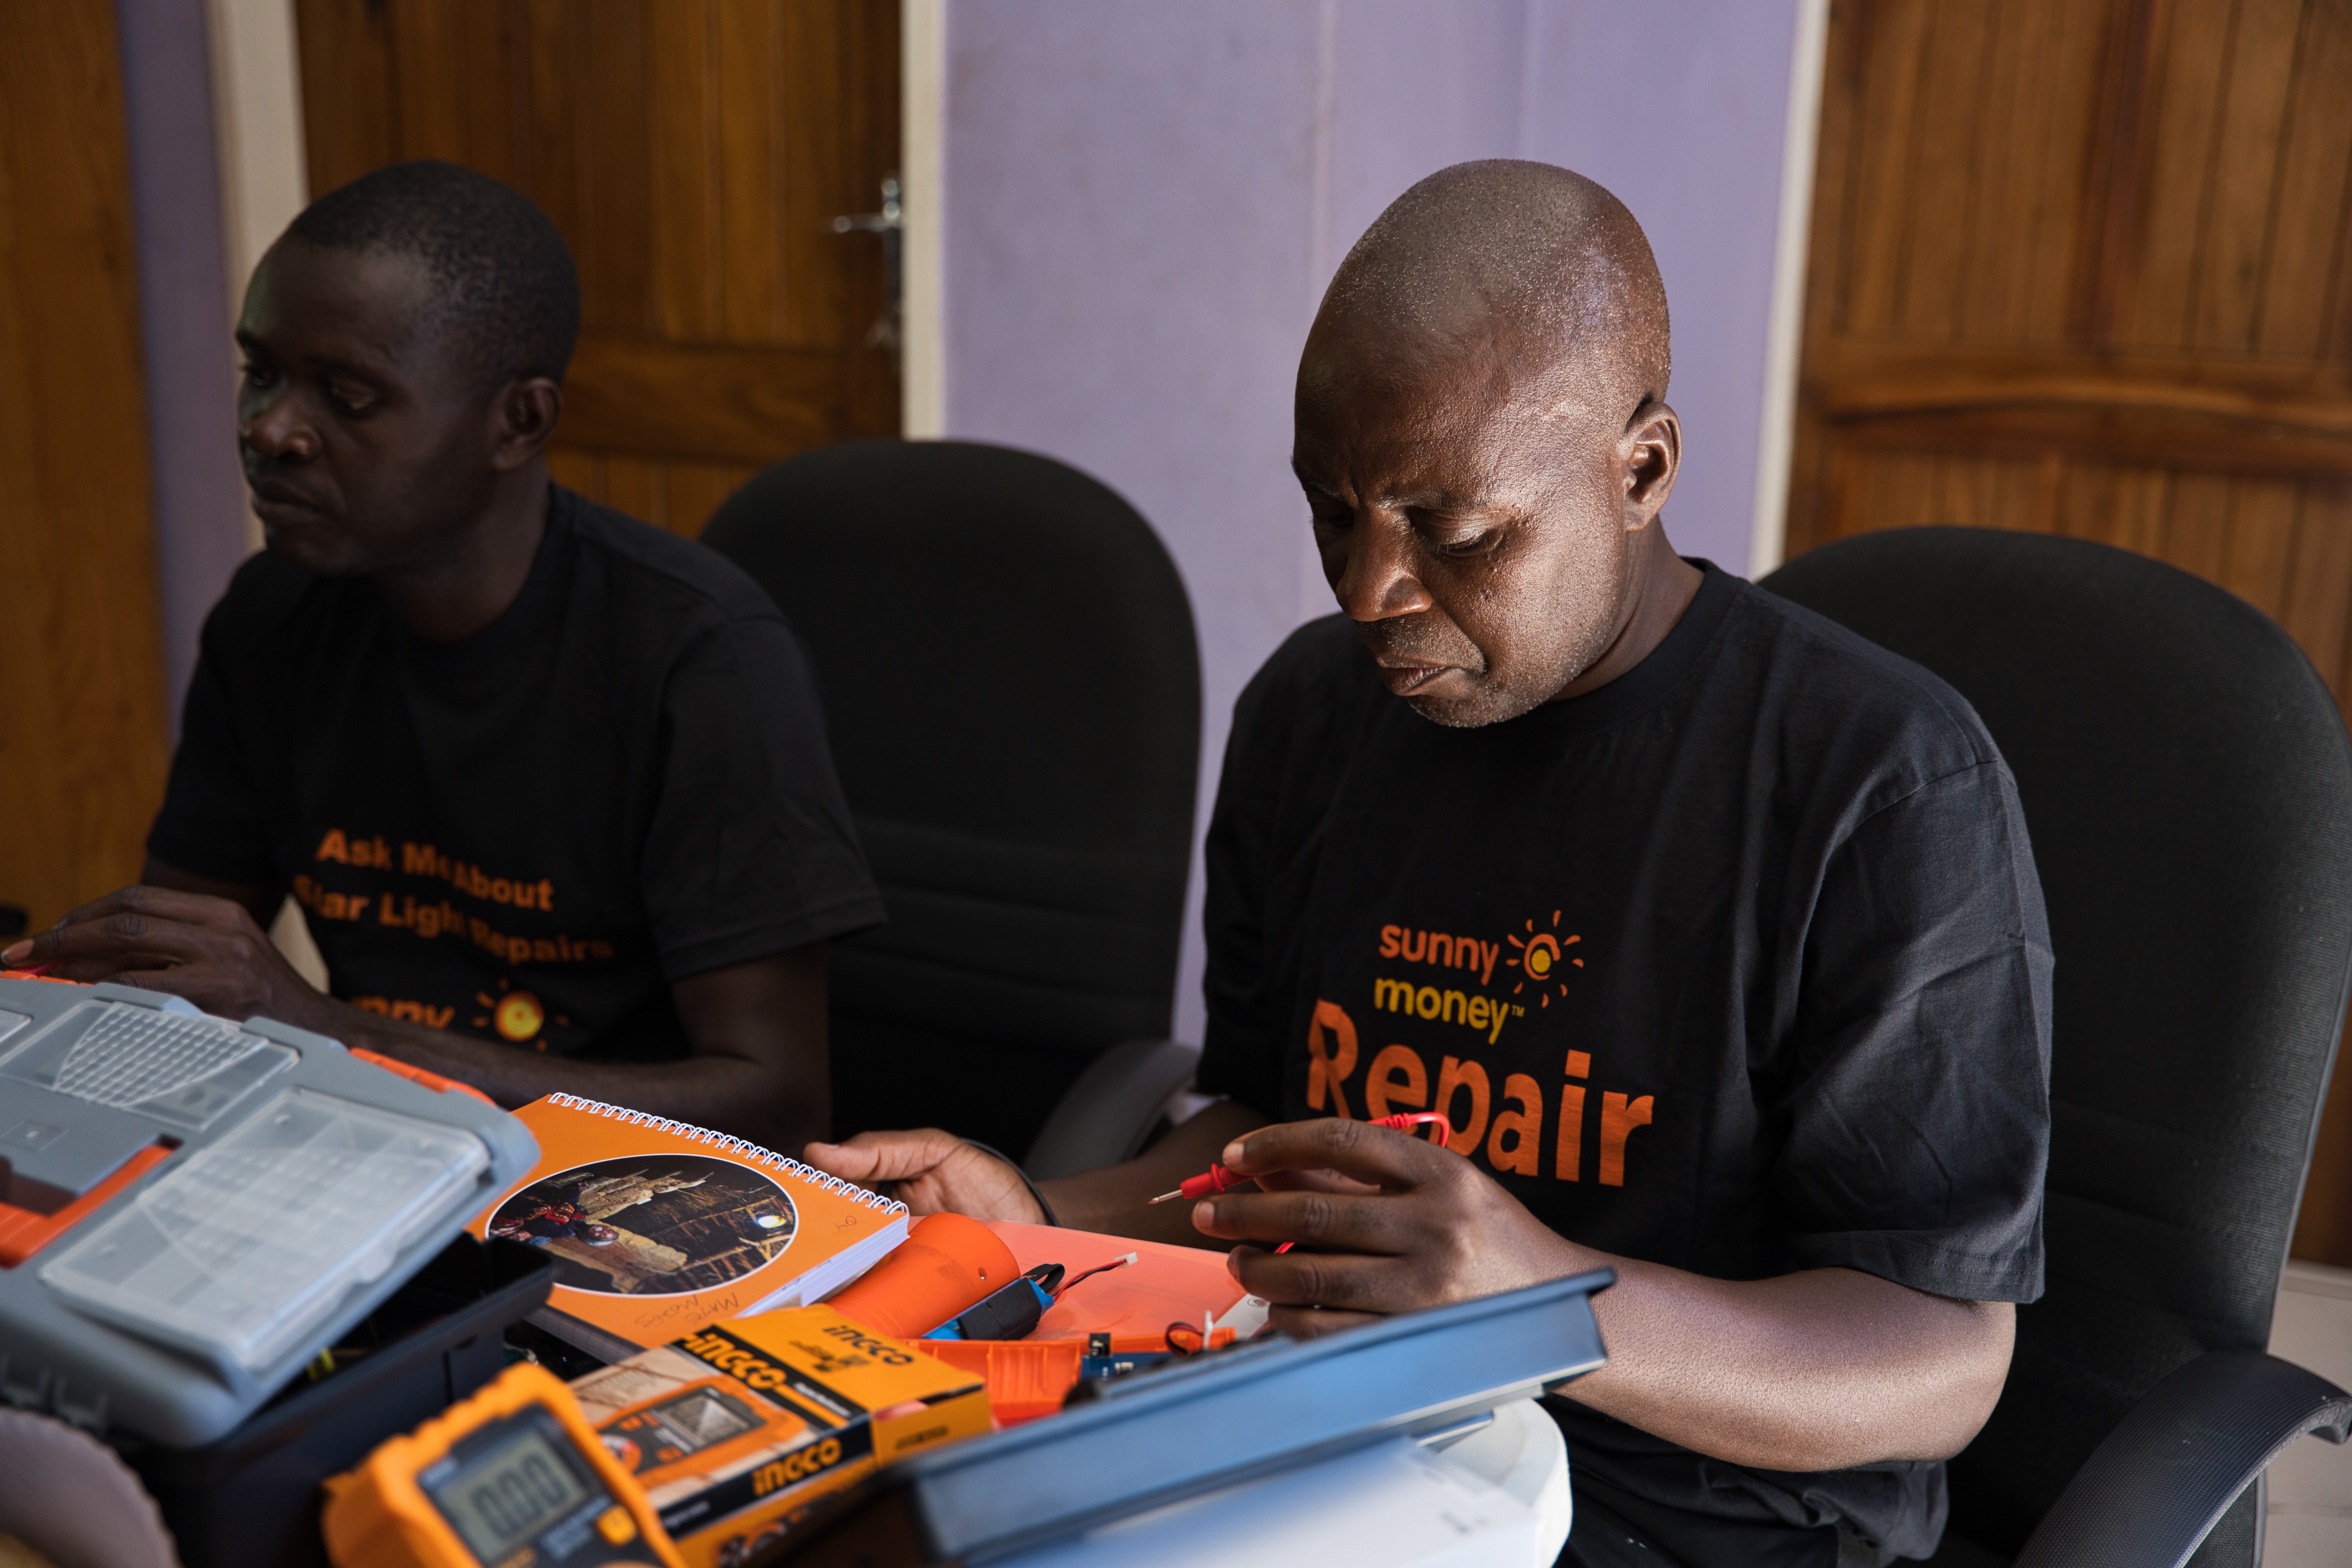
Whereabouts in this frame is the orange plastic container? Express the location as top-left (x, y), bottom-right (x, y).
top-left (826, 1212), bottom-right (1021, 1339)
top-left (923, 1339), bottom-right (1088, 1425)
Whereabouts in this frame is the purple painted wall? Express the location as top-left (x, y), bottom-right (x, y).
top-left (111, 0), bottom-right (1798, 1047)
top-left (115, 0), bottom-right (250, 730)
top-left (940, 0), bottom-right (1803, 1042)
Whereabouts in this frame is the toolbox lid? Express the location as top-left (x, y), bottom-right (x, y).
top-left (40, 1088), bottom-right (490, 1374)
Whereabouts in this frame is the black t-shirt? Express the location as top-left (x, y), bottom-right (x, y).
top-left (1197, 564), bottom-right (2053, 1566)
top-left (149, 487), bottom-right (885, 1062)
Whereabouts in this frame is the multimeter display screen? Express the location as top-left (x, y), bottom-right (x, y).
top-left (435, 1425), bottom-right (595, 1561)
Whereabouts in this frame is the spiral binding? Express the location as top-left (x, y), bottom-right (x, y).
top-left (542, 1092), bottom-right (907, 1215)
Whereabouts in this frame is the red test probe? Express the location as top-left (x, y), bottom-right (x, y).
top-left (1146, 1110), bottom-right (1453, 1205)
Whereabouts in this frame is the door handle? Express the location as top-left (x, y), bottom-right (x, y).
top-left (831, 175), bottom-right (902, 362)
top-left (830, 174), bottom-right (901, 236)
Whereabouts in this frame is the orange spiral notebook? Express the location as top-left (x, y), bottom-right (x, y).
top-left (468, 1093), bottom-right (908, 1351)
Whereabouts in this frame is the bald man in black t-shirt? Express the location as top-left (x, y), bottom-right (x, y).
top-left (808, 162), bottom-right (2052, 1567)
top-left (5, 163), bottom-right (881, 1146)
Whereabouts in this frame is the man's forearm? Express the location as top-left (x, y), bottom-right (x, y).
top-left (1558, 1254), bottom-right (2014, 1472)
top-left (285, 997), bottom-right (818, 1146)
top-left (1038, 1100), bottom-right (1270, 1248)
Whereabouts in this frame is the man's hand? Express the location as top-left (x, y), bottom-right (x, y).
top-left (806, 1102), bottom-right (1269, 1251)
top-left (1192, 1117), bottom-right (1585, 1338)
top-left (1193, 1114), bottom-right (2013, 1471)
top-left (3, 866), bottom-right (833, 1146)
top-left (804, 1130), bottom-right (1045, 1223)
top-left (2, 884), bottom-right (329, 1028)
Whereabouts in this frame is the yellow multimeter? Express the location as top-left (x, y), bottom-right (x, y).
top-left (322, 1362), bottom-right (686, 1568)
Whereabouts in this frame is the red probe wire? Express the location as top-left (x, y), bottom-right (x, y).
top-left (1145, 1111), bottom-right (1452, 1205)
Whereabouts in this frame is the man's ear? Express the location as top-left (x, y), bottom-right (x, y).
top-left (1621, 402), bottom-right (1681, 530)
top-left (489, 377), bottom-right (564, 472)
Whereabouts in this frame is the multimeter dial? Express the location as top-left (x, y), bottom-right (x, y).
top-left (420, 1406), bottom-right (658, 1568)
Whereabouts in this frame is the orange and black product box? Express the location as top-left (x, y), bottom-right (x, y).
top-left (569, 1306), bottom-right (989, 1568)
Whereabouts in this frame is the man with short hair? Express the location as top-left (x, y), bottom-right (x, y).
top-left (809, 162), bottom-right (2051, 1565)
top-left (5, 161), bottom-right (881, 1145)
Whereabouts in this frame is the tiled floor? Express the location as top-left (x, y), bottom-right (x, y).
top-left (2264, 1260), bottom-right (2352, 1563)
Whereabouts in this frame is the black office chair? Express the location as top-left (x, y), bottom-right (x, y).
top-left (701, 440), bottom-right (1202, 1158)
top-left (1762, 527), bottom-right (2352, 1567)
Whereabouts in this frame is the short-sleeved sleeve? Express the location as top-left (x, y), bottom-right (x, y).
top-left (638, 616), bottom-right (887, 980)
top-left (145, 643), bottom-right (279, 888)
top-left (1196, 719), bottom-right (1284, 1117)
top-left (1772, 759), bottom-right (2055, 1302)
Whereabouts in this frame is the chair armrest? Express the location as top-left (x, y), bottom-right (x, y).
top-left (1023, 1039), bottom-right (1202, 1179)
top-left (2013, 1349), bottom-right (2351, 1568)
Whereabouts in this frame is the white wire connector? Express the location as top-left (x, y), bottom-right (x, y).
top-left (1056, 1253), bottom-right (1138, 1297)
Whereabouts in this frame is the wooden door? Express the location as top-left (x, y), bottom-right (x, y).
top-left (292, 0), bottom-right (901, 537)
top-left (0, 1), bottom-right (173, 932)
top-left (1787, 0), bottom-right (2352, 1264)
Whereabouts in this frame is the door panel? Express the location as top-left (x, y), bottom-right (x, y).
top-left (547, 451), bottom-right (760, 538)
top-left (1792, 0), bottom-right (2352, 1265)
top-left (292, 0), bottom-right (900, 536)
top-left (0, 1), bottom-right (172, 931)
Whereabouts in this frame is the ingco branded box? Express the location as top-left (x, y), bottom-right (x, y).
top-left (569, 1305), bottom-right (989, 1567)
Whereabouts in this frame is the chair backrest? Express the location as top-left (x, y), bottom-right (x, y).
top-left (1761, 528), bottom-right (2352, 1561)
top-left (702, 440), bottom-right (1200, 1154)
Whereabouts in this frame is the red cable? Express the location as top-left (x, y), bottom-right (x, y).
top-left (1147, 1110), bottom-right (1454, 1205)
top-left (1371, 1110), bottom-right (1454, 1143)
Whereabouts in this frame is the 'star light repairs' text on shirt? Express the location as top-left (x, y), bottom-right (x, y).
top-left (150, 486), bottom-right (884, 1061)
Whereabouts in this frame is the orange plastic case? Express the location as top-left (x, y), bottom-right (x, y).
top-left (824, 1212), bottom-right (1019, 1340)
top-left (986, 1221), bottom-right (1249, 1341)
top-left (920, 1339), bottom-right (1088, 1424)
top-left (323, 1361), bottom-right (685, 1568)
top-left (909, 1226), bottom-right (1259, 1426)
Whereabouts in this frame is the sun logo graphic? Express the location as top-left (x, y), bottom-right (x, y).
top-left (1503, 910), bottom-right (1582, 1008)
top-left (474, 976), bottom-right (568, 1048)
